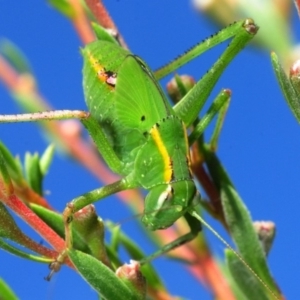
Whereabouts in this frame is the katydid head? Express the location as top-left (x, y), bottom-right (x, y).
top-left (142, 180), bottom-right (197, 230)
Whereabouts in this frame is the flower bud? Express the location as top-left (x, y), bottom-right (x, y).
top-left (253, 221), bottom-right (276, 256)
top-left (116, 260), bottom-right (146, 298)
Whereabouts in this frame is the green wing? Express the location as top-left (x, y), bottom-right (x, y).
top-left (82, 40), bottom-right (129, 120)
top-left (83, 47), bottom-right (176, 168)
top-left (115, 55), bottom-right (174, 134)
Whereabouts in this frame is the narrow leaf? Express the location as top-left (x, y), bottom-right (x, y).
top-left (91, 23), bottom-right (119, 44)
top-left (271, 52), bottom-right (300, 122)
top-left (0, 239), bottom-right (51, 263)
top-left (68, 249), bottom-right (141, 300)
top-left (0, 142), bottom-right (22, 185)
top-left (203, 147), bottom-right (279, 298)
top-left (0, 278), bottom-right (19, 300)
top-left (0, 203), bottom-right (56, 259)
top-left (0, 40), bottom-right (32, 74)
top-left (226, 250), bottom-right (269, 300)
top-left (39, 144), bottom-right (55, 176)
top-left (24, 152), bottom-right (42, 195)
top-left (221, 181), bottom-right (279, 297)
top-left (48, 0), bottom-right (76, 19)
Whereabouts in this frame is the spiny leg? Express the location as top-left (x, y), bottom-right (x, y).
top-left (173, 19), bottom-right (258, 127)
top-left (155, 19), bottom-right (257, 80)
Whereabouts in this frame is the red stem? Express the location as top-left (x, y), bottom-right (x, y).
top-left (4, 193), bottom-right (65, 254)
top-left (85, 0), bottom-right (128, 48)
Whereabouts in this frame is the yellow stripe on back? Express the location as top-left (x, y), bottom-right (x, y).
top-left (150, 125), bottom-right (173, 182)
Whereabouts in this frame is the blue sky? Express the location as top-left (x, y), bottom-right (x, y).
top-left (0, 1), bottom-right (299, 299)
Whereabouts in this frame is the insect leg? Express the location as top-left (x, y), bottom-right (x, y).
top-left (174, 19), bottom-right (258, 127)
top-left (139, 212), bottom-right (201, 265)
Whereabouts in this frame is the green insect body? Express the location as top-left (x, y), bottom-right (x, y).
top-left (82, 41), bottom-right (198, 230)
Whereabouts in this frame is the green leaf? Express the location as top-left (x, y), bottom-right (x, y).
top-left (39, 144), bottom-right (55, 176)
top-left (0, 202), bottom-right (22, 240)
top-left (0, 239), bottom-right (51, 263)
top-left (30, 203), bottom-right (89, 253)
top-left (0, 278), bottom-right (19, 300)
top-left (92, 23), bottom-right (119, 44)
top-left (0, 142), bottom-right (23, 184)
top-left (0, 203), bottom-right (53, 262)
top-left (48, 0), bottom-right (76, 19)
top-left (202, 147), bottom-right (279, 298)
top-left (202, 144), bottom-right (234, 189)
top-left (221, 184), bottom-right (277, 294)
top-left (68, 249), bottom-right (142, 300)
top-left (0, 40), bottom-right (32, 74)
top-left (226, 250), bottom-right (269, 300)
top-left (0, 152), bottom-right (13, 198)
top-left (216, 258), bottom-right (248, 300)
top-left (24, 152), bottom-right (42, 195)
top-left (106, 221), bottom-right (163, 290)
top-left (271, 52), bottom-right (300, 123)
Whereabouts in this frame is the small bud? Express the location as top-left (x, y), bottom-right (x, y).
top-left (167, 75), bottom-right (195, 103)
top-left (73, 204), bottom-right (97, 224)
top-left (253, 221), bottom-right (276, 256)
top-left (73, 205), bottom-right (111, 268)
top-left (290, 60), bottom-right (300, 95)
top-left (116, 260), bottom-right (146, 298)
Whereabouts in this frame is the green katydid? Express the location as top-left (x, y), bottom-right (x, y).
top-left (0, 18), bottom-right (279, 299)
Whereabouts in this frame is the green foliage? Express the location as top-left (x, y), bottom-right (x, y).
top-left (271, 52), bottom-right (300, 123)
top-left (0, 278), bottom-right (19, 300)
top-left (0, 2), bottom-right (284, 300)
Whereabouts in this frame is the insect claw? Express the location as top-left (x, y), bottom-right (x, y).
top-left (44, 260), bottom-right (62, 281)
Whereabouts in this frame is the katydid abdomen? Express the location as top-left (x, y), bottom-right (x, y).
top-left (136, 115), bottom-right (197, 230)
top-left (136, 115), bottom-right (191, 188)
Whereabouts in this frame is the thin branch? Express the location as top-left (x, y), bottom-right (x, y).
top-left (69, 0), bottom-right (95, 44)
